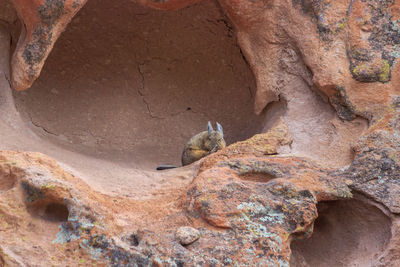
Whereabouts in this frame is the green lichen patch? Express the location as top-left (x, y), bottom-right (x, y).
top-left (41, 183), bottom-right (56, 190)
top-left (379, 59), bottom-right (391, 82)
top-left (349, 57), bottom-right (392, 83)
top-left (347, 1), bottom-right (400, 83)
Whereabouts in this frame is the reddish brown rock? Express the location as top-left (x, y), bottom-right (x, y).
top-left (0, 0), bottom-right (399, 266)
top-left (10, 0), bottom-right (88, 91)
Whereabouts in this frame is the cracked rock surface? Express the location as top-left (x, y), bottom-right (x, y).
top-left (0, 0), bottom-right (400, 266)
top-left (12, 0), bottom-right (264, 169)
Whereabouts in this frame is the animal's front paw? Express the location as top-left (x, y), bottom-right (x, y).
top-left (210, 146), bottom-right (220, 153)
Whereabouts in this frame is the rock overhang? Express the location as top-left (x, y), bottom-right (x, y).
top-left (0, 0), bottom-right (399, 266)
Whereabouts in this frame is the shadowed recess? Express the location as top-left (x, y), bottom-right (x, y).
top-left (238, 171), bottom-right (276, 183)
top-left (127, 233), bottom-right (140, 247)
top-left (12, 0), bottom-right (265, 169)
top-left (290, 199), bottom-right (391, 267)
top-left (43, 203), bottom-right (69, 222)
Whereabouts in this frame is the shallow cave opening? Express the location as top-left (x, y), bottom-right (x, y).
top-left (12, 0), bottom-right (265, 169)
top-left (290, 198), bottom-right (392, 267)
top-left (28, 201), bottom-right (70, 223)
top-left (43, 203), bottom-right (69, 222)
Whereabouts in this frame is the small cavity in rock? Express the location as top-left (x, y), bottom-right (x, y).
top-left (128, 233), bottom-right (140, 247)
top-left (238, 171), bottom-right (276, 183)
top-left (290, 199), bottom-right (391, 266)
top-left (43, 203), bottom-right (69, 222)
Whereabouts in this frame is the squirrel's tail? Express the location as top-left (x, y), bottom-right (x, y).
top-left (156, 164), bottom-right (178, 170)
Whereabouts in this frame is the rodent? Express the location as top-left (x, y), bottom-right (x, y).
top-left (157, 121), bottom-right (226, 170)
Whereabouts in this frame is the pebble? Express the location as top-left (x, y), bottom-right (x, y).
top-left (176, 226), bottom-right (200, 246)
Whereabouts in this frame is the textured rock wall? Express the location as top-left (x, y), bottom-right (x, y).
top-left (12, 0), bottom-right (264, 168)
top-left (0, 0), bottom-right (399, 266)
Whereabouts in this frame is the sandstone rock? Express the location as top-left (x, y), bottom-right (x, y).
top-left (10, 0), bottom-right (88, 91)
top-left (0, 0), bottom-right (399, 266)
top-left (176, 226), bottom-right (200, 246)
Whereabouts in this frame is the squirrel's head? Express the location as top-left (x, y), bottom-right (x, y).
top-left (205, 121), bottom-right (226, 151)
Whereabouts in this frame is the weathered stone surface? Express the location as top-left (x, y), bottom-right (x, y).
top-left (340, 97), bottom-right (400, 213)
top-left (0, 0), bottom-right (400, 266)
top-left (10, 0), bottom-right (88, 91)
top-left (0, 125), bottom-right (352, 266)
top-left (176, 226), bottom-right (200, 245)
top-left (11, 0), bottom-right (263, 170)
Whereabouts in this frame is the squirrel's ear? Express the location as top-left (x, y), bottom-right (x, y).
top-left (216, 122), bottom-right (223, 136)
top-left (207, 121), bottom-right (213, 134)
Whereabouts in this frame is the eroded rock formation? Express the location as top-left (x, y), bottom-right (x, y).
top-left (0, 0), bottom-right (399, 266)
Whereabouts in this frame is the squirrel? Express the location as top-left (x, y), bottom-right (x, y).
top-left (157, 121), bottom-right (226, 170)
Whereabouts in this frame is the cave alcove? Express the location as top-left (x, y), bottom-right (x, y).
top-left (12, 0), bottom-right (265, 170)
top-left (290, 198), bottom-right (392, 267)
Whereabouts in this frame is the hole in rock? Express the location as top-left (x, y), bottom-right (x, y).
top-left (290, 198), bottom-right (391, 267)
top-left (42, 203), bottom-right (69, 222)
top-left (13, 0), bottom-right (265, 169)
top-left (28, 201), bottom-right (70, 223)
top-left (238, 172), bottom-right (276, 183)
top-left (128, 233), bottom-right (140, 247)
top-left (0, 167), bottom-right (16, 192)
top-left (260, 99), bottom-right (288, 133)
top-left (23, 201), bottom-right (70, 244)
